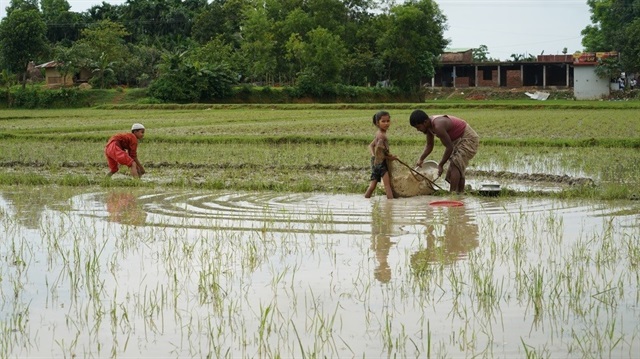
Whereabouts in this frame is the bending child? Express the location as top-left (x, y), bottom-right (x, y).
top-left (365, 111), bottom-right (397, 199)
top-left (105, 123), bottom-right (146, 178)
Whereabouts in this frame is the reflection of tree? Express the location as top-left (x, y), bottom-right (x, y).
top-left (370, 201), bottom-right (396, 283)
top-left (106, 192), bottom-right (146, 225)
top-left (411, 207), bottom-right (479, 272)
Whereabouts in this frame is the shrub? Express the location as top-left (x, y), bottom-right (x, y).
top-left (148, 60), bottom-right (238, 103)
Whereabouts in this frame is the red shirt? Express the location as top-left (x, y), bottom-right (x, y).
top-left (431, 115), bottom-right (467, 141)
top-left (107, 133), bottom-right (138, 159)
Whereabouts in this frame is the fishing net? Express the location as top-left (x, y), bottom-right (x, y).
top-left (386, 160), bottom-right (439, 197)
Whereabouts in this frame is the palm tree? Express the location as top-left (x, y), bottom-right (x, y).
top-left (91, 52), bottom-right (117, 89)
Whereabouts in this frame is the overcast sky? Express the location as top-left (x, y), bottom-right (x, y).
top-left (1, 0), bottom-right (593, 61)
top-left (437, 0), bottom-right (593, 60)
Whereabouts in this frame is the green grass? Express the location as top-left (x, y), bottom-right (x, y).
top-left (0, 106), bottom-right (638, 198)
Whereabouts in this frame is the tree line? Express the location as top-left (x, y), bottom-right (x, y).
top-left (0, 0), bottom-right (449, 102)
top-left (1, 0), bottom-right (638, 103)
top-left (582, 0), bottom-right (640, 81)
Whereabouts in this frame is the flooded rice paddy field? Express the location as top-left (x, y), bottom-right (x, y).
top-left (1, 187), bottom-right (639, 358)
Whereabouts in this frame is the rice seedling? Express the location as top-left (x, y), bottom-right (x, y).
top-left (0, 104), bottom-right (639, 357)
top-left (0, 106), bottom-right (639, 198)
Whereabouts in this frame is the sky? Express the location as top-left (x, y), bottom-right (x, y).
top-left (437, 0), bottom-right (593, 60)
top-left (0, 0), bottom-right (594, 61)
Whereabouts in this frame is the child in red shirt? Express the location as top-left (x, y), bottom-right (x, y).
top-left (105, 123), bottom-right (146, 178)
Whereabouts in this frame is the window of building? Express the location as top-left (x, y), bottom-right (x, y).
top-left (483, 68), bottom-right (492, 81)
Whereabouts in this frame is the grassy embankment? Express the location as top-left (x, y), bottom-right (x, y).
top-left (0, 102), bottom-right (638, 199)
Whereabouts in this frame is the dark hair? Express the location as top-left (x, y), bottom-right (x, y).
top-left (409, 109), bottom-right (429, 127)
top-left (372, 110), bottom-right (390, 125)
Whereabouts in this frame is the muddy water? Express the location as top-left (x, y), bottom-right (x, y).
top-left (0, 188), bottom-right (638, 358)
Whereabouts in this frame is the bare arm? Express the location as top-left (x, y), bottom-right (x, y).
top-left (133, 158), bottom-right (145, 175)
top-left (368, 139), bottom-right (376, 156)
top-left (416, 132), bottom-right (434, 166)
top-left (431, 117), bottom-right (454, 174)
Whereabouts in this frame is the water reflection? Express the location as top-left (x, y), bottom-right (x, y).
top-left (0, 188), bottom-right (638, 357)
top-left (411, 204), bottom-right (479, 270)
top-left (370, 201), bottom-right (396, 283)
top-left (105, 191), bottom-right (147, 225)
top-left (0, 187), bottom-right (74, 229)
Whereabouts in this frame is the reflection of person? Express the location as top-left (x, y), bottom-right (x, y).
top-left (370, 201), bottom-right (395, 283)
top-left (365, 111), bottom-right (398, 199)
top-left (105, 123), bottom-right (146, 178)
top-left (410, 207), bottom-right (479, 269)
top-left (106, 192), bottom-right (147, 225)
top-left (409, 110), bottom-right (479, 193)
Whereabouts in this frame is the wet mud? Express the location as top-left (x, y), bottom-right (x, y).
top-left (0, 160), bottom-right (596, 189)
top-left (471, 169), bottom-right (596, 186)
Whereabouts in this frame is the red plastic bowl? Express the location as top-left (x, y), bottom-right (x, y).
top-left (429, 200), bottom-right (464, 207)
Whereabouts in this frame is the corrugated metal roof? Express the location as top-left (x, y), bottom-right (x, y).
top-left (444, 48), bottom-right (475, 53)
top-left (35, 61), bottom-right (58, 68)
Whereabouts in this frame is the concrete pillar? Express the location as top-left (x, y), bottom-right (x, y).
top-left (543, 66), bottom-right (547, 88)
top-left (452, 66), bottom-right (457, 88)
top-left (475, 65), bottom-right (478, 87)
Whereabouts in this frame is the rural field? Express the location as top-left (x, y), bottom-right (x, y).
top-left (0, 103), bottom-right (639, 357)
top-left (0, 103), bottom-right (639, 196)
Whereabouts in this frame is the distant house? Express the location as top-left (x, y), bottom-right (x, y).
top-left (35, 61), bottom-right (92, 88)
top-left (36, 61), bottom-right (73, 88)
top-left (431, 48), bottom-right (574, 89)
top-left (572, 52), bottom-right (618, 100)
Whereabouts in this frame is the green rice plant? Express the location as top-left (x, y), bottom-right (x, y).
top-left (2, 104), bottom-right (640, 357)
top-left (0, 172), bottom-right (49, 185)
top-left (520, 338), bottom-right (551, 359)
top-left (257, 303), bottom-right (274, 354)
top-left (527, 266), bottom-right (545, 319)
top-left (1, 104), bottom-right (639, 198)
top-left (59, 174), bottom-right (93, 186)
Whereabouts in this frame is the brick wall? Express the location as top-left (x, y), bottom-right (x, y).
top-left (506, 70), bottom-right (521, 87)
top-left (455, 76), bottom-right (470, 87)
top-left (537, 54), bottom-right (572, 62)
top-left (477, 70), bottom-right (498, 86)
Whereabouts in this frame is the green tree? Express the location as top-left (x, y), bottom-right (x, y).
top-left (192, 0), bottom-right (248, 46)
top-left (41, 0), bottom-right (82, 44)
top-left (306, 0), bottom-right (348, 36)
top-left (149, 51), bottom-right (237, 102)
top-left (90, 52), bottom-right (117, 88)
top-left (341, 11), bottom-right (380, 86)
top-left (0, 69), bottom-right (17, 106)
top-left (295, 27), bottom-right (347, 84)
top-left (192, 2), bottom-right (227, 44)
top-left (509, 53), bottom-right (535, 62)
top-left (472, 44), bottom-right (490, 62)
top-left (190, 36), bottom-right (243, 75)
top-left (52, 44), bottom-right (79, 86)
top-left (75, 19), bottom-right (130, 87)
top-left (594, 55), bottom-right (622, 81)
top-left (0, 9), bottom-right (48, 87)
top-left (118, 44), bottom-right (163, 87)
top-left (582, 0), bottom-right (640, 73)
top-left (5, 0), bottom-right (39, 16)
top-left (376, 0), bottom-right (448, 90)
top-left (240, 5), bottom-right (277, 84)
top-left (85, 2), bottom-right (125, 22)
